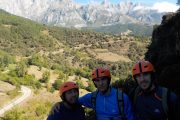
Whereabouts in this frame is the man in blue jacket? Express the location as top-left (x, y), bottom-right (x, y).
top-left (47, 81), bottom-right (85, 120)
top-left (79, 67), bottom-right (136, 120)
top-left (131, 60), bottom-right (178, 120)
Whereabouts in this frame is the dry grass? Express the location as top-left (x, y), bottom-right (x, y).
top-left (88, 49), bottom-right (131, 62)
top-left (67, 75), bottom-right (89, 87)
top-left (0, 81), bottom-right (17, 107)
top-left (41, 30), bottom-right (50, 36)
top-left (2, 24), bottom-right (12, 28)
top-left (27, 65), bottom-right (43, 80)
top-left (20, 88), bottom-right (60, 107)
top-left (79, 89), bottom-right (90, 97)
top-left (15, 56), bottom-right (30, 62)
top-left (51, 49), bottom-right (64, 55)
top-left (0, 81), bottom-right (16, 92)
top-left (49, 71), bottom-right (59, 84)
top-left (27, 65), bottom-right (89, 86)
top-left (94, 49), bottom-right (109, 52)
top-left (27, 65), bottom-right (59, 84)
top-left (96, 52), bottom-right (131, 62)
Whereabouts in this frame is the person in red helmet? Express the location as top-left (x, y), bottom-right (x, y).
top-left (79, 67), bottom-right (136, 120)
top-left (131, 60), bottom-right (178, 120)
top-left (47, 81), bottom-right (85, 120)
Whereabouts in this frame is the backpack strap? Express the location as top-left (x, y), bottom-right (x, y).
top-left (117, 89), bottom-right (126, 120)
top-left (91, 90), bottom-right (98, 111)
top-left (133, 86), bottom-right (141, 104)
top-left (161, 87), bottom-right (169, 116)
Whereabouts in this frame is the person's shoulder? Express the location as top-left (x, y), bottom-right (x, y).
top-left (111, 87), bottom-right (120, 93)
top-left (158, 86), bottom-right (177, 102)
top-left (158, 86), bottom-right (176, 95)
top-left (80, 92), bottom-right (93, 98)
top-left (47, 102), bottom-right (63, 120)
top-left (79, 92), bottom-right (93, 102)
top-left (168, 89), bottom-right (177, 102)
top-left (50, 102), bottom-right (63, 115)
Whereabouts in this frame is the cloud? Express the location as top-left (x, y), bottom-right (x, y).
top-left (152, 2), bottom-right (179, 12)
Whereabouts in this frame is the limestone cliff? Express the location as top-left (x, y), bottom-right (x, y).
top-left (145, 8), bottom-right (180, 96)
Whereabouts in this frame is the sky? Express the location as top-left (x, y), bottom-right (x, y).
top-left (74, 0), bottom-right (179, 12)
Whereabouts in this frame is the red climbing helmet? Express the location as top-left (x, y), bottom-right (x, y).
top-left (59, 81), bottom-right (79, 96)
top-left (132, 60), bottom-right (155, 79)
top-left (91, 67), bottom-right (111, 81)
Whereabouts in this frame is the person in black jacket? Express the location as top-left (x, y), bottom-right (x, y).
top-left (47, 81), bottom-right (85, 120)
top-left (131, 60), bottom-right (178, 120)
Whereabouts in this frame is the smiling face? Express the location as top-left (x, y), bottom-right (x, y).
top-left (135, 73), bottom-right (152, 90)
top-left (93, 77), bottom-right (109, 93)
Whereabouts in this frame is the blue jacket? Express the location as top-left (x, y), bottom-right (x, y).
top-left (133, 86), bottom-right (178, 120)
top-left (79, 87), bottom-right (136, 120)
top-left (47, 102), bottom-right (85, 120)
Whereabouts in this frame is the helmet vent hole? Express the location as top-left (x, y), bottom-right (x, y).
top-left (144, 65), bottom-right (148, 68)
top-left (101, 71), bottom-right (104, 73)
top-left (64, 85), bottom-right (68, 88)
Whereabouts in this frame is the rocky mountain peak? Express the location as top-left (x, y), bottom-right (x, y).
top-left (0, 0), bottom-right (165, 27)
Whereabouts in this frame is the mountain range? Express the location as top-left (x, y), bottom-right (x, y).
top-left (0, 0), bottom-right (168, 36)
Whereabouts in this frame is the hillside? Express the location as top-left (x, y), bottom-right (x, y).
top-left (0, 10), bottom-right (150, 78)
top-left (0, 10), bottom-right (150, 119)
top-left (83, 23), bottom-right (153, 37)
top-left (0, 10), bottom-right (54, 56)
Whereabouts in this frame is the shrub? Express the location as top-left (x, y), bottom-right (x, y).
top-left (52, 79), bottom-right (63, 90)
top-left (86, 80), bottom-right (96, 92)
top-left (40, 71), bottom-right (50, 83)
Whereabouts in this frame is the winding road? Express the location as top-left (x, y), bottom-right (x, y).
top-left (0, 86), bottom-right (31, 116)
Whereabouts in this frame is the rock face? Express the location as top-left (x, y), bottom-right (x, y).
top-left (145, 8), bottom-right (180, 96)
